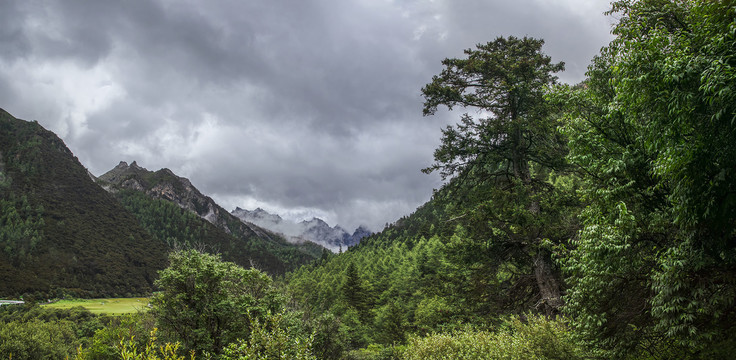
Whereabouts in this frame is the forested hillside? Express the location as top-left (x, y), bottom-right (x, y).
top-left (0, 109), bottom-right (167, 298)
top-left (114, 189), bottom-right (322, 274)
top-left (0, 109), bottom-right (320, 298)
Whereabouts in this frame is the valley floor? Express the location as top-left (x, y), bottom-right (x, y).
top-left (42, 297), bottom-right (149, 315)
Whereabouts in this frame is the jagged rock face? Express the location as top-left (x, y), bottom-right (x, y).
top-left (100, 162), bottom-right (217, 222)
top-left (99, 161), bottom-right (146, 185)
top-left (347, 226), bottom-right (372, 247)
top-left (97, 161), bottom-right (283, 241)
top-left (233, 207), bottom-right (284, 225)
top-left (231, 208), bottom-right (372, 251)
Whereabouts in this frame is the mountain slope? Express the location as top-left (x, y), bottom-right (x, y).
top-left (0, 109), bottom-right (167, 298)
top-left (97, 161), bottom-right (322, 273)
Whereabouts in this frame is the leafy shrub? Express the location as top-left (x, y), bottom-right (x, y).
top-left (220, 312), bottom-right (315, 360)
top-left (150, 250), bottom-right (283, 356)
top-left (113, 328), bottom-right (192, 360)
top-left (401, 315), bottom-right (585, 360)
top-left (346, 344), bottom-right (403, 360)
top-left (0, 319), bottom-right (79, 360)
top-left (77, 312), bottom-right (156, 360)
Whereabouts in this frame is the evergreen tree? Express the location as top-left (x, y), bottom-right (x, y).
top-left (342, 262), bottom-right (370, 322)
top-left (422, 36), bottom-right (574, 315)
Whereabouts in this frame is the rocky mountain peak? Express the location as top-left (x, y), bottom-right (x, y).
top-left (232, 207), bottom-right (372, 251)
top-left (99, 161), bottom-right (218, 224)
top-left (301, 217), bottom-right (329, 227)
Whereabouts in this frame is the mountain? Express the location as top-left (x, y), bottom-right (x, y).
top-left (97, 161), bottom-right (323, 273)
top-left (231, 207), bottom-right (372, 251)
top-left (0, 109), bottom-right (167, 298)
top-left (298, 218), bottom-right (370, 250)
top-left (98, 161), bottom-right (238, 230)
top-left (348, 225), bottom-right (372, 245)
top-left (234, 207), bottom-right (285, 225)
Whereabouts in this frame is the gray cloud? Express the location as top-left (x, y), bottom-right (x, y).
top-left (0, 0), bottom-right (614, 231)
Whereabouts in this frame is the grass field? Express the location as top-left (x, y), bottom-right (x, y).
top-left (43, 298), bottom-right (150, 315)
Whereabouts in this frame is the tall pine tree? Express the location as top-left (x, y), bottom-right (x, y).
top-left (422, 36), bottom-right (574, 315)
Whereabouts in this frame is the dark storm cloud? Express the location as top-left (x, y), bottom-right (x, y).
top-left (0, 0), bottom-right (614, 230)
top-left (0, 1), bottom-right (30, 61)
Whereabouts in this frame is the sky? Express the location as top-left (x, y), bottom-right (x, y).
top-left (0, 0), bottom-right (615, 232)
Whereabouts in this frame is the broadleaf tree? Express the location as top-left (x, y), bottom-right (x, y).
top-left (557, 0), bottom-right (736, 357)
top-left (150, 250), bottom-right (283, 356)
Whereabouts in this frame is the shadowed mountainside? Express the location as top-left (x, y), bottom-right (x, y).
top-left (0, 109), bottom-right (167, 298)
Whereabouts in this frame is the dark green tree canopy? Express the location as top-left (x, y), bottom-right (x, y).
top-left (422, 36), bottom-right (566, 181)
top-left (150, 250), bottom-right (282, 355)
top-left (421, 36), bottom-right (573, 316)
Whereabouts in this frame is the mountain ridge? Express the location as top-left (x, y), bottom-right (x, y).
top-left (97, 160), bottom-right (324, 273)
top-left (231, 207), bottom-right (372, 252)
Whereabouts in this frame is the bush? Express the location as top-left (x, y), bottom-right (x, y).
top-left (0, 319), bottom-right (80, 360)
top-left (346, 344), bottom-right (403, 360)
top-left (150, 250), bottom-right (282, 356)
top-left (401, 315), bottom-right (585, 360)
top-left (220, 311), bottom-right (315, 360)
top-left (77, 312), bottom-right (156, 360)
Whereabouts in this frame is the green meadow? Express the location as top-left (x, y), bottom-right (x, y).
top-left (43, 298), bottom-right (149, 315)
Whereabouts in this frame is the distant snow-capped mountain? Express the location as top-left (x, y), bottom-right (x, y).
top-left (232, 207), bottom-right (371, 251)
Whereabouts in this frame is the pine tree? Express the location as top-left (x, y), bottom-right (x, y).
top-left (342, 262), bottom-right (370, 322)
top-left (422, 36), bottom-right (573, 315)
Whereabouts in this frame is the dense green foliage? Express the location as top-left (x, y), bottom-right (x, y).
top-left (220, 312), bottom-right (316, 360)
top-left (150, 250), bottom-right (286, 355)
top-left (0, 193), bottom-right (44, 259)
top-left (287, 186), bottom-right (583, 356)
top-left (0, 109), bottom-right (167, 298)
top-left (0, 304), bottom-right (103, 359)
top-left (286, 1), bottom-right (736, 358)
top-left (555, 0), bottom-right (736, 358)
top-left (402, 315), bottom-right (584, 360)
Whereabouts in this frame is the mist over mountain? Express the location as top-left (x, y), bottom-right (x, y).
top-left (232, 207), bottom-right (372, 252)
top-left (97, 160), bottom-right (324, 273)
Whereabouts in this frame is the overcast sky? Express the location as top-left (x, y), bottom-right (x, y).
top-left (0, 0), bottom-right (614, 231)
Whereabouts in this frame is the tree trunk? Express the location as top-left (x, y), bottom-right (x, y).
top-left (534, 249), bottom-right (563, 316)
top-left (511, 120), bottom-right (560, 314)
